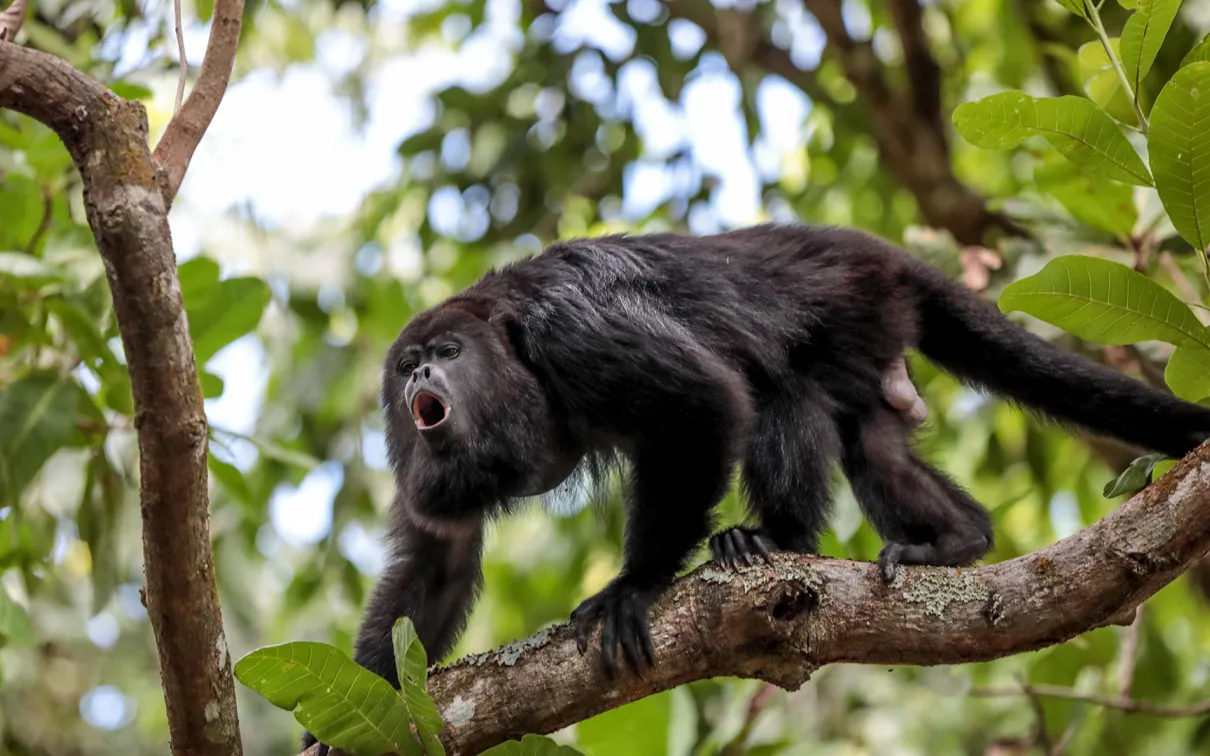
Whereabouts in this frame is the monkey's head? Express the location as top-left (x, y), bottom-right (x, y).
top-left (382, 298), bottom-right (556, 530)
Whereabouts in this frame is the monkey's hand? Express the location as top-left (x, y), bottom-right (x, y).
top-left (709, 526), bottom-right (776, 569)
top-left (571, 578), bottom-right (658, 677)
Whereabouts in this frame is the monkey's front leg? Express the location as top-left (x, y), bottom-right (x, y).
top-left (572, 428), bottom-right (735, 676)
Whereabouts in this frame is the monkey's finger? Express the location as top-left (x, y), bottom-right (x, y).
top-left (722, 531), bottom-right (739, 569)
top-left (708, 534), bottom-right (725, 565)
top-left (878, 544), bottom-right (904, 583)
top-left (638, 612), bottom-right (656, 668)
top-left (618, 604), bottom-right (646, 677)
top-left (752, 534), bottom-right (775, 565)
top-left (732, 530), bottom-right (754, 567)
top-left (600, 605), bottom-right (620, 678)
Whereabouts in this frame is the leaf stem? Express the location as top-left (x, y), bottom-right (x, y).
top-left (1085, 0), bottom-right (1149, 134)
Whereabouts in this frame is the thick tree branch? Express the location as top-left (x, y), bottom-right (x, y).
top-left (0, 42), bottom-right (242, 756)
top-left (333, 440), bottom-right (1210, 755)
top-left (886, 0), bottom-right (943, 136)
top-left (151, 0), bottom-right (244, 203)
top-left (661, 0), bottom-right (1023, 246)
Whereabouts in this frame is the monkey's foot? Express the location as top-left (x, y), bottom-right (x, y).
top-left (571, 580), bottom-right (657, 677)
top-left (709, 527), bottom-right (776, 569)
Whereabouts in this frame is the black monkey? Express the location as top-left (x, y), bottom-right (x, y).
top-left (305, 224), bottom-right (1210, 752)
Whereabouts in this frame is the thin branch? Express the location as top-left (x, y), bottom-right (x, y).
top-left (1017, 675), bottom-right (1053, 755)
top-left (971, 683), bottom-right (1210, 718)
top-left (1116, 606), bottom-right (1143, 698)
top-left (1, 42), bottom-right (243, 756)
top-left (886, 0), bottom-right (944, 136)
top-left (172, 0), bottom-right (187, 114)
top-left (0, 0), bottom-right (26, 42)
top-left (363, 441), bottom-right (1210, 756)
top-left (151, 0), bottom-right (244, 203)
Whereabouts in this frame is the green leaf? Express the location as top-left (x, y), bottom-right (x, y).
top-left (1182, 36), bottom-right (1210, 68)
top-left (1034, 158), bottom-right (1137, 236)
top-left (399, 130), bottom-right (445, 157)
top-left (998, 255), bottom-right (1210, 348)
top-left (0, 374), bottom-right (82, 504)
top-left (78, 452), bottom-right (125, 614)
top-left (577, 691), bottom-right (671, 756)
top-left (1121, 0), bottom-right (1182, 96)
top-left (952, 91), bottom-right (1154, 186)
top-left (207, 454), bottom-right (254, 508)
top-left (479, 735), bottom-right (584, 756)
top-left (211, 427), bottom-right (321, 469)
top-left (1165, 345), bottom-right (1210, 402)
top-left (1078, 40), bottom-right (1144, 126)
top-left (1148, 62), bottom-right (1210, 253)
top-left (200, 371), bottom-right (225, 399)
top-left (1118, 0), bottom-right (1139, 8)
top-left (1053, 0), bottom-right (1086, 17)
top-left (1103, 453), bottom-right (1169, 497)
top-left (185, 275), bottom-right (271, 365)
top-left (233, 642), bottom-right (421, 756)
top-left (392, 619), bottom-right (445, 755)
top-left (0, 586), bottom-right (36, 647)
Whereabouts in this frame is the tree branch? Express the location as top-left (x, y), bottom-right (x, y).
top-left (886, 0), bottom-right (943, 136)
top-left (350, 440), bottom-right (1210, 756)
top-left (0, 42), bottom-right (243, 756)
top-left (151, 0), bottom-right (244, 203)
top-left (971, 682), bottom-right (1210, 718)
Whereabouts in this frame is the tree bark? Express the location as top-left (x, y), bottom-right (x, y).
top-left (0, 42), bottom-right (243, 756)
top-left (347, 440), bottom-right (1210, 756)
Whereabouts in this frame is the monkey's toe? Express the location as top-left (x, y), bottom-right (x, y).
top-left (571, 581), bottom-right (657, 677)
top-left (301, 731), bottom-right (329, 756)
top-left (877, 543), bottom-right (904, 583)
top-left (709, 527), bottom-right (776, 569)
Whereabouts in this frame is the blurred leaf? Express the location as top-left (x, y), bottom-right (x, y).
top-left (211, 427), bottom-right (321, 469)
top-left (200, 371), bottom-right (225, 399)
top-left (1103, 452), bottom-right (1168, 497)
top-left (1078, 40), bottom-right (1143, 126)
top-left (479, 735), bottom-right (584, 756)
top-left (78, 451), bottom-right (125, 614)
top-left (1164, 345), bottom-right (1210, 402)
top-left (1121, 0), bottom-right (1181, 95)
top-left (108, 80), bottom-right (154, 101)
top-left (207, 454), bottom-right (254, 509)
top-left (578, 691), bottom-right (671, 756)
top-left (185, 275), bottom-right (271, 364)
top-left (1033, 159), bottom-right (1137, 236)
top-left (0, 585), bottom-right (35, 647)
top-left (0, 373), bottom-right (82, 504)
top-left (998, 255), bottom-right (1210, 348)
top-left (233, 641), bottom-right (421, 756)
top-left (399, 130), bottom-right (445, 157)
top-left (1053, 0), bottom-right (1086, 16)
top-left (952, 91), bottom-right (1153, 186)
top-left (1148, 62), bottom-right (1210, 253)
top-left (392, 618), bottom-right (445, 755)
top-left (1182, 36), bottom-right (1210, 68)
top-left (0, 252), bottom-right (61, 285)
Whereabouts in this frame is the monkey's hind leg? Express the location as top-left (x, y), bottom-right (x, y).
top-left (839, 406), bottom-right (993, 582)
top-left (711, 385), bottom-right (840, 569)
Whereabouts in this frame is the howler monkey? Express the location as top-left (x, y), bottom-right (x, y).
top-left (306, 224), bottom-right (1210, 752)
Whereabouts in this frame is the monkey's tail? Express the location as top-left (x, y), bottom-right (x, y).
top-left (907, 261), bottom-right (1210, 460)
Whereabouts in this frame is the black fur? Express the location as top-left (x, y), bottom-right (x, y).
top-left (306, 223), bottom-right (1210, 751)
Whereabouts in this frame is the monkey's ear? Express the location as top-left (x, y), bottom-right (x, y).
top-left (488, 305), bottom-right (530, 362)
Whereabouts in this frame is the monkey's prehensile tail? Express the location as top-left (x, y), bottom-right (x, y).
top-left (908, 262), bottom-right (1210, 460)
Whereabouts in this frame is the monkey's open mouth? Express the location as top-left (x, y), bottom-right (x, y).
top-left (412, 391), bottom-right (450, 430)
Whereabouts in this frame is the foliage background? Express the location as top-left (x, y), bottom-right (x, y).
top-left (3, 0), bottom-right (1210, 754)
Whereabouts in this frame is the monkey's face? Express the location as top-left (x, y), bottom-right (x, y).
top-left (386, 324), bottom-right (497, 452)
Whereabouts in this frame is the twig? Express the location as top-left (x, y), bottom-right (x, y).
top-left (1117, 606), bottom-right (1143, 697)
top-left (1084, 0), bottom-right (1149, 133)
top-left (721, 683), bottom-right (779, 756)
top-left (1159, 251), bottom-right (1210, 325)
top-left (172, 0), bottom-right (187, 114)
top-left (0, 0), bottom-right (27, 42)
top-left (970, 683), bottom-right (1210, 718)
top-left (22, 188), bottom-right (52, 255)
top-left (1017, 675), bottom-right (1053, 754)
top-left (151, 0), bottom-right (245, 203)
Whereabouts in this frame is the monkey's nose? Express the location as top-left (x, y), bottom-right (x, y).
top-left (422, 366), bottom-right (431, 379)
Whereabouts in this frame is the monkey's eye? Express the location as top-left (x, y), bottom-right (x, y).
top-left (438, 344), bottom-right (460, 360)
top-left (397, 359), bottom-right (418, 375)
